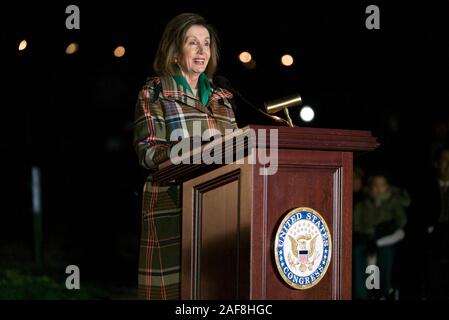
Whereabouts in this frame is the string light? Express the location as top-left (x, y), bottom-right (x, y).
top-left (239, 51), bottom-right (252, 63)
top-left (114, 46), bottom-right (126, 58)
top-left (18, 40), bottom-right (27, 51)
top-left (281, 54), bottom-right (294, 66)
top-left (65, 43), bottom-right (79, 54)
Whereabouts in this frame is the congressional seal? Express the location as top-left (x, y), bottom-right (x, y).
top-left (274, 207), bottom-right (332, 289)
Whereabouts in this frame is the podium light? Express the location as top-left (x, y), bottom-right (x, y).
top-left (264, 94), bottom-right (302, 127)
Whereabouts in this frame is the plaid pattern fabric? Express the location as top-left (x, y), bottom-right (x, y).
top-left (133, 75), bottom-right (237, 300)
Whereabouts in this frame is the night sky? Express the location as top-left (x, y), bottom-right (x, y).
top-left (1, 1), bottom-right (448, 294)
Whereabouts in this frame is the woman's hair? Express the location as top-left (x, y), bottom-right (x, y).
top-left (153, 13), bottom-right (219, 78)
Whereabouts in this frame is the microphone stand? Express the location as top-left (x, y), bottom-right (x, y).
top-left (227, 86), bottom-right (292, 127)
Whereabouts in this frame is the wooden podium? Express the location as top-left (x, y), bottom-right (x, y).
top-left (153, 125), bottom-right (378, 300)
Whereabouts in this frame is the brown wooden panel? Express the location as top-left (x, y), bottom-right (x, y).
top-left (265, 166), bottom-right (336, 299)
top-left (340, 152), bottom-right (353, 300)
top-left (251, 149), bottom-right (352, 300)
top-left (182, 162), bottom-right (252, 300)
top-left (199, 177), bottom-right (239, 299)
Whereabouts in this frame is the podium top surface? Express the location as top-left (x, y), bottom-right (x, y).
top-left (244, 125), bottom-right (379, 152)
top-left (152, 125), bottom-right (379, 183)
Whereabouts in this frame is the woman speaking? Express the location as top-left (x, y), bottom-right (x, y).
top-left (133, 13), bottom-right (238, 300)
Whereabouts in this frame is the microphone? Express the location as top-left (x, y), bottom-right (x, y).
top-left (213, 76), bottom-right (290, 126)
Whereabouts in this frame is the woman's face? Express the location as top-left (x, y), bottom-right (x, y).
top-left (179, 25), bottom-right (211, 76)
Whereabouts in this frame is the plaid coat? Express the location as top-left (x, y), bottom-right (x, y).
top-left (133, 75), bottom-right (237, 300)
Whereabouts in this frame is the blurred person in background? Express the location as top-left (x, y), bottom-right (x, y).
top-left (353, 171), bottom-right (410, 299)
top-left (353, 166), bottom-right (365, 205)
top-left (420, 146), bottom-right (449, 299)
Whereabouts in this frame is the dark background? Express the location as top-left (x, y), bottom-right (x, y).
top-left (0, 0), bottom-right (448, 298)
